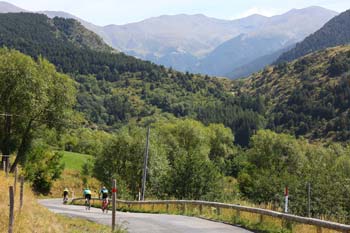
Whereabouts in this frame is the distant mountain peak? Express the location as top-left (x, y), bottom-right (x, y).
top-left (0, 1), bottom-right (26, 13)
top-left (144, 13), bottom-right (220, 22)
top-left (284, 5), bottom-right (338, 15)
top-left (304, 5), bottom-right (336, 11)
top-left (243, 14), bottom-right (267, 18)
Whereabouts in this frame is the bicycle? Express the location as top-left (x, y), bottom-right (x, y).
top-left (101, 198), bottom-right (109, 213)
top-left (85, 196), bottom-right (91, 210)
top-left (63, 190), bottom-right (69, 204)
top-left (63, 196), bottom-right (68, 204)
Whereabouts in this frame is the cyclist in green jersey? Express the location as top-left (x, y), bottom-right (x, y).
top-left (83, 188), bottom-right (92, 210)
top-left (100, 186), bottom-right (109, 200)
top-left (99, 186), bottom-right (109, 213)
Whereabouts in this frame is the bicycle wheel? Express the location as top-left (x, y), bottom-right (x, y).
top-left (85, 199), bottom-right (90, 210)
top-left (105, 201), bottom-right (109, 213)
top-left (102, 201), bottom-right (106, 213)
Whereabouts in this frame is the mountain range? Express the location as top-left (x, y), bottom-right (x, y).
top-left (0, 1), bottom-right (340, 79)
top-left (197, 6), bottom-right (338, 78)
top-left (277, 9), bottom-right (350, 63)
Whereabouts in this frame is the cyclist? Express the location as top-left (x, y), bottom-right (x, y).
top-left (99, 186), bottom-right (109, 213)
top-left (63, 188), bottom-right (69, 204)
top-left (83, 188), bottom-right (92, 210)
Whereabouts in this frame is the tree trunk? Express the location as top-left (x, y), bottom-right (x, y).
top-left (1, 114), bottom-right (11, 167)
top-left (10, 120), bottom-right (33, 173)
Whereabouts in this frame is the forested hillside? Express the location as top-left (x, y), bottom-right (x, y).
top-left (237, 45), bottom-right (350, 141)
top-left (0, 13), bottom-right (263, 146)
top-left (277, 9), bottom-right (350, 63)
top-left (2, 13), bottom-right (350, 145)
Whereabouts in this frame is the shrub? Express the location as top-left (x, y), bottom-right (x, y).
top-left (24, 144), bottom-right (64, 195)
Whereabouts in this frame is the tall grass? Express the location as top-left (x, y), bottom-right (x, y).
top-left (0, 170), bottom-right (125, 233)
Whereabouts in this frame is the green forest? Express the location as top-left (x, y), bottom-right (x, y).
top-left (238, 46), bottom-right (350, 142)
top-left (1, 12), bottom-right (350, 224)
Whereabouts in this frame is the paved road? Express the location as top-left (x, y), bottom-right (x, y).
top-left (39, 199), bottom-right (252, 233)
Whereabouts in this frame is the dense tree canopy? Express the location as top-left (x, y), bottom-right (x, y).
top-left (94, 119), bottom-right (235, 200)
top-left (238, 130), bottom-right (350, 220)
top-left (0, 48), bottom-right (76, 171)
top-left (237, 46), bottom-right (350, 142)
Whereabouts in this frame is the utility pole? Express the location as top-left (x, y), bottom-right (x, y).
top-left (141, 126), bottom-right (150, 201)
top-left (308, 182), bottom-right (311, 218)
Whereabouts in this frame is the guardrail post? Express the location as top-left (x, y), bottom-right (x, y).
top-left (8, 186), bottom-right (14, 233)
top-left (199, 204), bottom-right (203, 215)
top-left (20, 176), bottom-right (24, 210)
top-left (259, 214), bottom-right (264, 224)
top-left (217, 206), bottom-right (221, 216)
top-left (183, 203), bottom-right (186, 214)
top-left (166, 203), bottom-right (169, 212)
top-left (235, 209), bottom-right (241, 223)
top-left (316, 226), bottom-right (322, 233)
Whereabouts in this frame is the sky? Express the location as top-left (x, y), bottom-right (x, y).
top-left (5, 0), bottom-right (350, 25)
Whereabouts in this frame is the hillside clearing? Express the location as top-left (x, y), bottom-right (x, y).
top-left (60, 151), bottom-right (93, 171)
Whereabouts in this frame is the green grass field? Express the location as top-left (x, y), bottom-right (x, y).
top-left (60, 151), bottom-right (93, 171)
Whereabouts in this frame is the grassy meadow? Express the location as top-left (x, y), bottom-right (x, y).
top-left (49, 151), bottom-right (101, 198)
top-left (60, 151), bottom-right (92, 170)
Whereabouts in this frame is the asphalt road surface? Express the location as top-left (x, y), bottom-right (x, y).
top-left (39, 199), bottom-right (253, 233)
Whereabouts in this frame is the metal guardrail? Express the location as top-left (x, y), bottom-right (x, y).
top-left (71, 198), bottom-right (350, 232)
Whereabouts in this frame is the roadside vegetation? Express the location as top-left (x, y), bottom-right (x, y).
top-left (0, 171), bottom-right (126, 233)
top-left (50, 151), bottom-right (101, 198)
